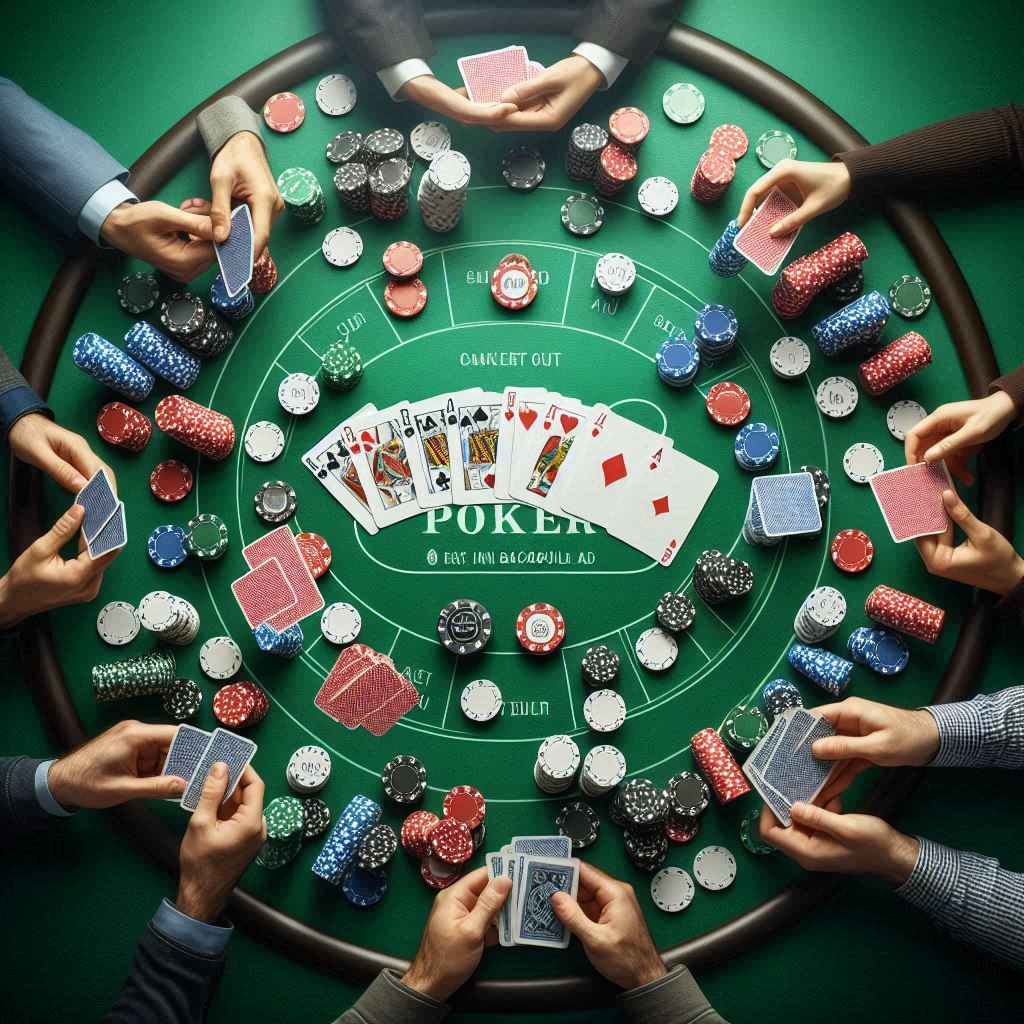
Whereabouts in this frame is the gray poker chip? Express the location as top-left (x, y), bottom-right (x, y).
top-left (315, 74), bottom-right (357, 116)
top-left (582, 688), bottom-right (627, 733)
top-left (650, 866), bottom-right (695, 911)
top-left (287, 745), bottom-right (332, 793)
top-left (96, 601), bottom-right (140, 645)
top-left (843, 442), bottom-right (885, 483)
top-left (244, 421), bottom-right (285, 463)
top-left (769, 336), bottom-right (811, 379)
top-left (635, 628), bottom-right (678, 671)
top-left (411, 121), bottom-right (451, 161)
top-left (199, 636), bottom-right (243, 680)
top-left (815, 376), bottom-right (859, 419)
top-left (693, 845), bottom-right (737, 891)
top-left (637, 176), bottom-right (679, 217)
top-left (322, 226), bottom-right (363, 268)
top-left (886, 399), bottom-right (927, 441)
top-left (321, 602), bottom-right (362, 645)
top-left (278, 373), bottom-right (320, 415)
top-left (460, 679), bottom-right (503, 722)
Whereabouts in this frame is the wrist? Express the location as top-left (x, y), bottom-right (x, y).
top-left (987, 388), bottom-right (1018, 431)
top-left (98, 202), bottom-right (134, 248)
top-left (627, 957), bottom-right (669, 990)
top-left (909, 709), bottom-right (942, 765)
top-left (400, 962), bottom-right (452, 1003)
top-left (45, 758), bottom-right (81, 810)
top-left (0, 574), bottom-right (23, 629)
top-left (876, 832), bottom-right (920, 887)
top-left (175, 880), bottom-right (228, 925)
top-left (994, 553), bottom-right (1024, 597)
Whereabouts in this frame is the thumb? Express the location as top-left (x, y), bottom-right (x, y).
top-left (500, 76), bottom-right (552, 105)
top-left (467, 877), bottom-right (511, 934)
top-left (942, 490), bottom-right (984, 540)
top-left (790, 801), bottom-right (855, 840)
top-left (210, 177), bottom-right (233, 244)
top-left (810, 734), bottom-right (872, 762)
top-left (121, 773), bottom-right (187, 801)
top-left (193, 762), bottom-right (228, 821)
top-left (159, 205), bottom-right (215, 241)
top-left (34, 504), bottom-right (85, 558)
top-left (551, 892), bottom-right (599, 943)
top-left (769, 206), bottom-right (811, 237)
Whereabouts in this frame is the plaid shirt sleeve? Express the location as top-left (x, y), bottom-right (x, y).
top-left (923, 686), bottom-right (1024, 769)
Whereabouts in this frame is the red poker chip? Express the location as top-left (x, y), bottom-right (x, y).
top-left (429, 817), bottom-right (474, 864)
top-left (608, 106), bottom-right (650, 146)
top-left (490, 260), bottom-right (538, 311)
top-left (384, 277), bottom-right (428, 318)
top-left (97, 401), bottom-right (152, 451)
top-left (295, 532), bottom-right (332, 579)
top-left (710, 123), bottom-right (749, 159)
top-left (263, 92), bottom-right (305, 133)
top-left (442, 785), bottom-right (486, 829)
top-left (830, 529), bottom-right (874, 574)
top-left (382, 241), bottom-right (423, 280)
top-left (401, 810), bottom-right (439, 858)
top-left (665, 815), bottom-right (701, 843)
top-left (420, 854), bottom-right (463, 890)
top-left (705, 382), bottom-right (751, 426)
top-left (515, 603), bottom-right (566, 654)
top-left (150, 459), bottom-right (193, 503)
top-left (598, 143), bottom-right (638, 182)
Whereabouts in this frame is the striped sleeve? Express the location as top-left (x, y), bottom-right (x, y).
top-left (924, 686), bottom-right (1024, 769)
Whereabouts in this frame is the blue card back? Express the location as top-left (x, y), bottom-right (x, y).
top-left (215, 204), bottom-right (254, 297)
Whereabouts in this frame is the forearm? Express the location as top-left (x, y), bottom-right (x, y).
top-left (195, 96), bottom-right (264, 161)
top-left (836, 103), bottom-right (1024, 198)
top-left (330, 969), bottom-right (450, 1024)
top-left (924, 686), bottom-right (1024, 769)
top-left (618, 965), bottom-right (730, 1024)
top-left (897, 838), bottom-right (1024, 970)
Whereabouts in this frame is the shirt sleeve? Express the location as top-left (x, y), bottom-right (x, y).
top-left (0, 756), bottom-right (68, 839)
top-left (151, 898), bottom-right (233, 956)
top-left (896, 837), bottom-right (1024, 970)
top-left (76, 178), bottom-right (138, 246)
top-left (376, 59), bottom-right (434, 101)
top-left (329, 969), bottom-right (450, 1024)
top-left (33, 759), bottom-right (76, 818)
top-left (573, 43), bottom-right (629, 90)
top-left (924, 686), bottom-right (1024, 769)
top-left (618, 965), bottom-right (730, 1024)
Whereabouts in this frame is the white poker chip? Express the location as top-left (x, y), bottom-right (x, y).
top-left (315, 74), bottom-right (357, 116)
top-left (460, 679), bottom-right (503, 722)
top-left (96, 601), bottom-right (140, 646)
top-left (411, 120), bottom-right (451, 161)
top-left (536, 735), bottom-right (581, 778)
top-left (805, 586), bottom-right (846, 627)
top-left (582, 688), bottom-right (627, 733)
top-left (693, 845), bottom-right (737, 891)
top-left (769, 336), bottom-right (811, 379)
top-left (637, 175), bottom-right (679, 217)
top-left (594, 252), bottom-right (637, 296)
top-left (429, 150), bottom-right (471, 191)
top-left (886, 399), bottom-right (927, 441)
top-left (286, 745), bottom-right (332, 793)
top-left (843, 442), bottom-right (885, 483)
top-left (244, 421), bottom-right (286, 463)
top-left (278, 373), bottom-right (320, 415)
top-left (320, 602), bottom-right (361, 645)
top-left (815, 376), bottom-right (859, 419)
top-left (138, 591), bottom-right (178, 633)
top-left (200, 636), bottom-right (243, 680)
top-left (635, 628), bottom-right (678, 671)
top-left (322, 226), bottom-right (363, 268)
top-left (651, 866), bottom-right (695, 911)
top-left (583, 744), bottom-right (627, 787)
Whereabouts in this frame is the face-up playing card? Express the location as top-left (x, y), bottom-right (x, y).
top-left (870, 460), bottom-right (954, 542)
top-left (733, 187), bottom-right (801, 275)
top-left (507, 396), bottom-right (591, 517)
top-left (408, 391), bottom-right (481, 509)
top-left (444, 390), bottom-right (503, 505)
top-left (750, 472), bottom-right (822, 538)
top-left (215, 203), bottom-right (254, 297)
top-left (180, 728), bottom-right (257, 812)
top-left (512, 855), bottom-right (579, 948)
top-left (606, 447), bottom-right (719, 566)
top-left (302, 404), bottom-right (379, 535)
top-left (493, 386), bottom-right (550, 501)
top-left (162, 725), bottom-right (212, 795)
top-left (551, 405), bottom-right (674, 529)
top-left (458, 45), bottom-right (529, 104)
top-left (87, 502), bottom-right (127, 559)
top-left (242, 526), bottom-right (323, 630)
top-left (231, 557), bottom-right (297, 629)
top-left (76, 467), bottom-right (118, 543)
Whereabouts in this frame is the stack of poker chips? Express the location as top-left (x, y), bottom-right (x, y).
top-left (594, 252), bottom-right (637, 296)
top-left (73, 333), bottom-right (153, 401)
top-left (826, 265), bottom-right (865, 305)
top-left (534, 734), bottom-right (580, 795)
top-left (801, 464), bottom-right (832, 511)
top-left (357, 823), bottom-right (399, 870)
top-left (313, 795), bottom-right (382, 886)
top-left (565, 123), bottom-right (608, 181)
top-left (257, 795), bottom-right (305, 870)
top-left (360, 127), bottom-right (407, 168)
top-left (163, 677), bottom-right (203, 722)
top-left (213, 680), bottom-right (269, 729)
top-left (693, 550), bottom-right (754, 605)
top-left (579, 744), bottom-right (627, 797)
top-left (326, 129), bottom-right (363, 165)
top-left (581, 645), bottom-right (620, 689)
top-left (159, 292), bottom-right (234, 358)
top-left (334, 162), bottom-right (371, 212)
top-left (610, 778), bottom-right (670, 873)
top-left (772, 232), bottom-right (869, 320)
top-left (656, 591), bottom-right (696, 632)
top-left (655, 333), bottom-right (700, 388)
top-left (694, 304), bottom-right (739, 364)
top-left (397, 784), bottom-right (485, 891)
top-left (417, 150), bottom-right (471, 233)
top-left (490, 253), bottom-right (538, 311)
top-left (734, 422), bottom-right (781, 472)
top-left (117, 271), bottom-right (160, 316)
top-left (592, 142), bottom-right (637, 197)
top-left (608, 106), bottom-right (650, 153)
top-left (254, 621), bottom-right (304, 659)
top-left (302, 798), bottom-right (332, 841)
top-left (124, 321), bottom-right (200, 390)
top-left (96, 401), bottom-right (152, 452)
top-left (664, 770), bottom-right (710, 844)
top-left (250, 250), bottom-right (278, 294)
top-left (723, 703), bottom-right (768, 752)
top-left (787, 643), bottom-right (854, 696)
top-left (690, 124), bottom-right (748, 203)
top-left (847, 626), bottom-right (910, 675)
top-left (277, 167), bottom-right (326, 226)
top-left (369, 158), bottom-right (413, 220)
top-left (155, 395), bottom-right (235, 460)
top-left (689, 727), bottom-right (751, 804)
top-left (400, 810), bottom-right (439, 858)
top-left (708, 220), bottom-right (748, 277)
top-left (92, 649), bottom-right (176, 702)
top-left (184, 514), bottom-right (229, 560)
top-left (287, 746), bottom-right (332, 794)
top-left (794, 587), bottom-right (847, 644)
top-left (556, 800), bottom-right (601, 851)
top-left (812, 290), bottom-right (891, 357)
top-left (858, 331), bottom-right (933, 396)
top-left (865, 585), bottom-right (945, 644)
top-left (210, 273), bottom-right (255, 323)
top-left (320, 340), bottom-right (363, 391)
top-left (138, 591), bottom-right (200, 646)
top-left (761, 678), bottom-right (804, 723)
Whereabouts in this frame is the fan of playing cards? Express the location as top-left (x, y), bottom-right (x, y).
top-left (303, 387), bottom-right (719, 568)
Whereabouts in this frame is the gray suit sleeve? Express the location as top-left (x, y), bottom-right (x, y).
top-left (0, 756), bottom-right (64, 841)
top-left (331, 970), bottom-right (450, 1024)
top-left (321, 0), bottom-right (435, 78)
top-left (0, 77), bottom-right (129, 238)
top-left (618, 966), bottom-right (730, 1024)
top-left (573, 0), bottom-right (685, 65)
top-left (195, 96), bottom-right (264, 160)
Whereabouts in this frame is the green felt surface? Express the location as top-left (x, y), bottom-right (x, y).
top-left (1, 3), bottom-right (1021, 1021)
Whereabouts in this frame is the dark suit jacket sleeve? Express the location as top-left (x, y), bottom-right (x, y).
top-left (572, 0), bottom-right (685, 65)
top-left (0, 346), bottom-right (52, 438)
top-left (0, 756), bottom-right (62, 840)
top-left (321, 0), bottom-right (435, 78)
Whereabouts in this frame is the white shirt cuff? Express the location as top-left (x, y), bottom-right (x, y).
top-left (573, 42), bottom-right (628, 90)
top-left (77, 178), bottom-right (137, 247)
top-left (377, 59), bottom-right (434, 101)
top-left (35, 760), bottom-right (76, 818)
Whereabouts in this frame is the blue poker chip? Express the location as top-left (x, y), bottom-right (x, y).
top-left (341, 864), bottom-right (388, 907)
top-left (147, 525), bottom-right (189, 568)
top-left (655, 336), bottom-right (700, 384)
top-left (734, 422), bottom-right (780, 470)
top-left (787, 643), bottom-right (853, 695)
top-left (847, 627), bottom-right (909, 675)
top-left (694, 304), bottom-right (738, 343)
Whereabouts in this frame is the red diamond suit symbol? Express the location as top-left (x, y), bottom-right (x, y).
top-left (652, 495), bottom-right (670, 516)
top-left (601, 454), bottom-right (627, 487)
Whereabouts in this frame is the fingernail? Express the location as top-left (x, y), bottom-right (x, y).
top-left (211, 762), bottom-right (227, 778)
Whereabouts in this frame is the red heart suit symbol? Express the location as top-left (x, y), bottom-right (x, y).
top-left (559, 414), bottom-right (579, 433)
top-left (504, 409), bottom-right (514, 421)
top-left (519, 408), bottom-right (538, 430)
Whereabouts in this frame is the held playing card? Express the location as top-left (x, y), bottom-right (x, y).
top-left (76, 467), bottom-right (118, 542)
top-left (869, 459), bottom-right (954, 542)
top-left (511, 835), bottom-right (573, 859)
top-left (215, 203), bottom-right (254, 297)
top-left (512, 855), bottom-right (579, 948)
top-left (162, 725), bottom-right (212, 797)
top-left (86, 502), bottom-right (127, 559)
top-left (458, 45), bottom-right (529, 104)
top-left (733, 187), bottom-right (801, 275)
top-left (180, 728), bottom-right (257, 812)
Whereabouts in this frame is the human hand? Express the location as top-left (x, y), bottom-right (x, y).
top-left (904, 390), bottom-right (1016, 486)
top-left (100, 200), bottom-right (215, 282)
top-left (737, 159), bottom-right (851, 235)
top-left (8, 413), bottom-right (112, 494)
top-left (481, 55), bottom-right (605, 132)
top-left (401, 75), bottom-right (517, 128)
top-left (0, 504), bottom-right (116, 629)
top-left (401, 866), bottom-right (511, 1002)
top-left (208, 131), bottom-right (283, 260)
top-left (176, 763), bottom-right (266, 924)
top-left (814, 696), bottom-right (941, 772)
top-left (914, 490), bottom-right (1024, 595)
top-left (760, 800), bottom-right (919, 886)
top-left (550, 861), bottom-right (667, 991)
top-left (46, 720), bottom-right (185, 809)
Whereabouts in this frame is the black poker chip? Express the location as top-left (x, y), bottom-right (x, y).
top-left (326, 130), bottom-right (363, 164)
top-left (825, 264), bottom-right (864, 305)
top-left (471, 821), bottom-right (487, 850)
top-left (556, 801), bottom-right (600, 850)
top-left (255, 480), bottom-right (297, 524)
top-left (160, 292), bottom-right (205, 338)
top-left (502, 146), bottom-right (545, 191)
top-left (163, 677), bottom-right (202, 721)
top-left (437, 599), bottom-right (492, 655)
top-left (799, 465), bottom-right (832, 511)
top-left (302, 797), bottom-right (332, 840)
top-left (118, 271), bottom-right (160, 316)
top-left (624, 829), bottom-right (669, 874)
top-left (581, 644), bottom-right (620, 688)
top-left (356, 822), bottom-right (398, 869)
top-left (656, 592), bottom-right (696, 632)
top-left (381, 755), bottom-right (427, 804)
top-left (618, 778), bottom-right (669, 827)
top-left (665, 771), bottom-right (710, 818)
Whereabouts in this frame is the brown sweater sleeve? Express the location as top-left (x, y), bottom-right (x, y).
top-left (835, 103), bottom-right (1024, 198)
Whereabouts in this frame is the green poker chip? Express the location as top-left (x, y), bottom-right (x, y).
top-left (889, 274), bottom-right (931, 319)
top-left (662, 82), bottom-right (705, 125)
top-left (185, 514), bottom-right (228, 560)
top-left (756, 130), bottom-right (798, 168)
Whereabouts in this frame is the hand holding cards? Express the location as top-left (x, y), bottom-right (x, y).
top-left (75, 467), bottom-right (127, 558)
top-left (162, 724), bottom-right (257, 812)
top-left (734, 188), bottom-right (801, 275)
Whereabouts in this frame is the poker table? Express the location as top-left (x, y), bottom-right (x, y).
top-left (3, 3), bottom-right (1022, 1022)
